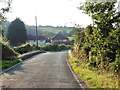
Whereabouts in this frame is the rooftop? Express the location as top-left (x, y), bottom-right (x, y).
top-left (52, 32), bottom-right (68, 40)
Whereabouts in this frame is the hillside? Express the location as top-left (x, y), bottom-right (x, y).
top-left (2, 22), bottom-right (74, 38)
top-left (26, 25), bottom-right (73, 37)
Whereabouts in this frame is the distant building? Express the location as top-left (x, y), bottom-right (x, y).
top-left (27, 32), bottom-right (71, 45)
top-left (27, 35), bottom-right (49, 45)
top-left (51, 32), bottom-right (71, 45)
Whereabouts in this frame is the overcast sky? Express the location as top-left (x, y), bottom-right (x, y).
top-left (5, 0), bottom-right (93, 27)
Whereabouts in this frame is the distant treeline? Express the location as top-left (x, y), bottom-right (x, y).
top-left (26, 25), bottom-right (74, 38)
top-left (2, 22), bottom-right (74, 38)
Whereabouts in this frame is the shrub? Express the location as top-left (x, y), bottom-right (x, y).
top-left (40, 44), bottom-right (71, 51)
top-left (14, 43), bottom-right (38, 54)
top-left (60, 44), bottom-right (71, 50)
top-left (1, 41), bottom-right (19, 60)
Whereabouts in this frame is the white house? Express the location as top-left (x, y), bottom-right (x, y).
top-left (27, 35), bottom-right (49, 45)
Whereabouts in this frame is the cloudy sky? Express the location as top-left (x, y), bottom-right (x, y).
top-left (5, 0), bottom-right (93, 27)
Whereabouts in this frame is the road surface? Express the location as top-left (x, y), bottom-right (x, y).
top-left (0, 51), bottom-right (80, 88)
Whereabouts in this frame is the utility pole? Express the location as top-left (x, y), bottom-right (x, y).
top-left (118, 0), bottom-right (120, 29)
top-left (35, 16), bottom-right (38, 47)
top-left (118, 0), bottom-right (120, 12)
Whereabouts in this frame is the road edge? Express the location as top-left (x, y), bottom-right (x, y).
top-left (66, 50), bottom-right (89, 89)
top-left (0, 51), bottom-right (42, 75)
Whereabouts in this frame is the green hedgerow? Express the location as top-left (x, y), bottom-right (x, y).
top-left (14, 43), bottom-right (38, 54)
top-left (1, 41), bottom-right (19, 60)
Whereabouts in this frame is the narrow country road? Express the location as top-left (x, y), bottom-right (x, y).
top-left (0, 51), bottom-right (80, 88)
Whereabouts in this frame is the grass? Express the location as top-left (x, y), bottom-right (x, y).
top-left (0, 59), bottom-right (22, 70)
top-left (69, 57), bottom-right (119, 88)
top-left (0, 50), bottom-right (42, 71)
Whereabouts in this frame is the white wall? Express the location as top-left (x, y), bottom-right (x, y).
top-left (28, 40), bottom-right (46, 46)
top-left (38, 40), bottom-right (46, 45)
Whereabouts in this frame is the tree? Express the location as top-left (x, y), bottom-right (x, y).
top-left (72, 1), bottom-right (120, 73)
top-left (79, 2), bottom-right (120, 35)
top-left (7, 18), bottom-right (27, 45)
top-left (0, 0), bottom-right (12, 41)
top-left (0, 0), bottom-right (12, 24)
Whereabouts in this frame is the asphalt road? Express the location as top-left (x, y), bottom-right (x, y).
top-left (0, 51), bottom-right (80, 88)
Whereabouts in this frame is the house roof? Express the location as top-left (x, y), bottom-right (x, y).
top-left (28, 35), bottom-right (47, 40)
top-left (52, 32), bottom-right (68, 40)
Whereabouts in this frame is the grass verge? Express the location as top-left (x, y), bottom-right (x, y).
top-left (0, 50), bottom-right (42, 71)
top-left (68, 56), bottom-right (119, 88)
top-left (0, 59), bottom-right (22, 70)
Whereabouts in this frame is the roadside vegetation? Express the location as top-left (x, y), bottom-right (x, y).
top-left (1, 41), bottom-right (19, 60)
top-left (14, 43), bottom-right (42, 54)
top-left (1, 41), bottom-right (43, 60)
top-left (0, 59), bottom-right (22, 70)
top-left (1, 41), bottom-right (43, 70)
top-left (69, 57), bottom-right (118, 88)
top-left (69, 1), bottom-right (119, 88)
top-left (40, 44), bottom-right (71, 52)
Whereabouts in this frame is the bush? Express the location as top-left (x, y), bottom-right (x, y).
top-left (1, 41), bottom-right (19, 60)
top-left (41, 44), bottom-right (58, 51)
top-left (59, 44), bottom-right (71, 50)
top-left (40, 44), bottom-right (71, 51)
top-left (14, 43), bottom-right (38, 54)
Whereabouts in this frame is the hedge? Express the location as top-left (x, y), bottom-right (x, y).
top-left (40, 44), bottom-right (71, 51)
top-left (1, 41), bottom-right (19, 60)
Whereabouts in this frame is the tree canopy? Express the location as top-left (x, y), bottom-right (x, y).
top-left (7, 18), bottom-right (27, 45)
top-left (73, 1), bottom-right (120, 73)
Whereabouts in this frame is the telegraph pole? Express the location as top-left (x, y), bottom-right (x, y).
top-left (118, 0), bottom-right (120, 29)
top-left (35, 16), bottom-right (38, 47)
